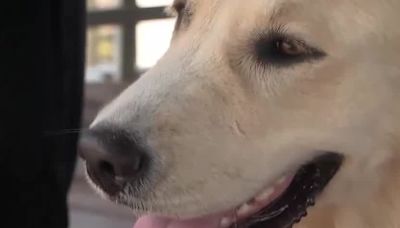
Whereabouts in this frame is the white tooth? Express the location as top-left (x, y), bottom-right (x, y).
top-left (237, 203), bottom-right (255, 217)
top-left (277, 176), bottom-right (287, 185)
top-left (255, 188), bottom-right (274, 202)
top-left (220, 217), bottom-right (233, 228)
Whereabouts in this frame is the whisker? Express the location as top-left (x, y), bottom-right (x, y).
top-left (44, 128), bottom-right (89, 136)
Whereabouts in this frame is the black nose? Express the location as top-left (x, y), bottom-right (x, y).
top-left (79, 125), bottom-right (148, 195)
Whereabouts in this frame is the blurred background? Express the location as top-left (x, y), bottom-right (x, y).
top-left (69, 0), bottom-right (175, 227)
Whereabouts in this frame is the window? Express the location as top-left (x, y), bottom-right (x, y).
top-left (86, 25), bottom-right (122, 83)
top-left (136, 0), bottom-right (172, 8)
top-left (88, 0), bottom-right (123, 11)
top-left (86, 0), bottom-right (174, 83)
top-left (136, 18), bottom-right (175, 69)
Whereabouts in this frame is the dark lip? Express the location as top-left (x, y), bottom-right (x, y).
top-left (234, 152), bottom-right (344, 228)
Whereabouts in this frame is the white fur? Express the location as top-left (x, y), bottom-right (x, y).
top-left (90, 0), bottom-right (400, 227)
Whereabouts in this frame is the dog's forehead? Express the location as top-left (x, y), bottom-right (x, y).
top-left (170, 0), bottom-right (282, 13)
top-left (177, 0), bottom-right (310, 27)
top-left (174, 0), bottom-right (393, 44)
top-left (177, 0), bottom-right (389, 18)
top-left (183, 0), bottom-right (297, 10)
top-left (183, 0), bottom-right (313, 35)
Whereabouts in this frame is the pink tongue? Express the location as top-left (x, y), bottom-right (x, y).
top-left (133, 214), bottom-right (225, 228)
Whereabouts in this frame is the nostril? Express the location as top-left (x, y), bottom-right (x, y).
top-left (99, 160), bottom-right (115, 177)
top-left (111, 153), bottom-right (145, 180)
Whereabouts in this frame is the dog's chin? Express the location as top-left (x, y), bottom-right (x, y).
top-left (132, 152), bottom-right (344, 228)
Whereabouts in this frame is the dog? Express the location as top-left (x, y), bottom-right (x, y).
top-left (79, 0), bottom-right (400, 227)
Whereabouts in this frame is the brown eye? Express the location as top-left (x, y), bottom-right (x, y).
top-left (254, 35), bottom-right (325, 67)
top-left (173, 2), bottom-right (185, 15)
top-left (276, 39), bottom-right (308, 56)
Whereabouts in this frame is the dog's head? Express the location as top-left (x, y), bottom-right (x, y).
top-left (80, 0), bottom-right (400, 227)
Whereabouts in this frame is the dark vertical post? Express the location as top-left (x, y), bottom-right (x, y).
top-left (122, 0), bottom-right (136, 81)
top-left (0, 0), bottom-right (85, 227)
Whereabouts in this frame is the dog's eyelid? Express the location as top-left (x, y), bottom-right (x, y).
top-left (281, 37), bottom-right (325, 57)
top-left (276, 31), bottom-right (326, 57)
top-left (252, 31), bottom-right (326, 68)
top-left (165, 0), bottom-right (187, 17)
top-left (259, 26), bottom-right (324, 54)
top-left (283, 35), bottom-right (325, 56)
top-left (169, 0), bottom-right (194, 32)
top-left (173, 0), bottom-right (187, 12)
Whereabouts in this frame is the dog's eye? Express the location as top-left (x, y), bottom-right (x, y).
top-left (276, 39), bottom-right (307, 56)
top-left (254, 35), bottom-right (325, 66)
top-left (172, 1), bottom-right (192, 30)
top-left (173, 2), bottom-right (185, 17)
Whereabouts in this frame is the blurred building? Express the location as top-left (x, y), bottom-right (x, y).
top-left (85, 0), bottom-right (175, 83)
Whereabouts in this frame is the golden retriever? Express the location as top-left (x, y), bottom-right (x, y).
top-left (79, 0), bottom-right (400, 227)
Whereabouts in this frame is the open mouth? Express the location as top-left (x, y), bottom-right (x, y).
top-left (133, 152), bottom-right (344, 228)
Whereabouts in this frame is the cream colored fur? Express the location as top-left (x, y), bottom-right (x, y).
top-left (91, 0), bottom-right (400, 227)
